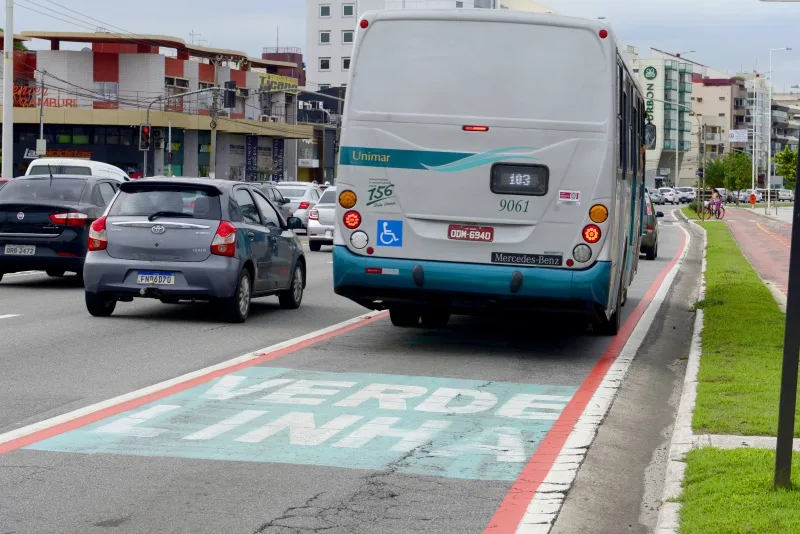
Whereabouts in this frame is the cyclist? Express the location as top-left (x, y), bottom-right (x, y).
top-left (711, 188), bottom-right (721, 215)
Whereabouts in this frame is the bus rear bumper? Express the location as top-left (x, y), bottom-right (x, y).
top-left (332, 246), bottom-right (611, 314)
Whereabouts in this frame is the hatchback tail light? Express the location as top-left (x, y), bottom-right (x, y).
top-left (309, 209), bottom-right (319, 221)
top-left (298, 201), bottom-right (310, 210)
top-left (50, 212), bottom-right (88, 227)
top-left (88, 216), bottom-right (108, 251)
top-left (211, 221), bottom-right (237, 257)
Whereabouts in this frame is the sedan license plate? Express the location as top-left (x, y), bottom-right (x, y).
top-left (325, 229), bottom-right (333, 238)
top-left (447, 224), bottom-right (494, 243)
top-left (137, 271), bottom-right (175, 285)
top-left (4, 244), bottom-right (35, 256)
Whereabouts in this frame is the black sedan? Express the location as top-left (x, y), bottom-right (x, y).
top-left (0, 175), bottom-right (120, 282)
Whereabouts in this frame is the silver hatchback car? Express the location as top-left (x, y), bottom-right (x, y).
top-left (275, 182), bottom-right (321, 229)
top-left (83, 178), bottom-right (307, 323)
top-left (307, 186), bottom-right (337, 251)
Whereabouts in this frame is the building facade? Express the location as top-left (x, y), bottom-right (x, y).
top-left (688, 77), bottom-right (748, 172)
top-left (305, 0), bottom-right (555, 89)
top-left (0, 32), bottom-right (312, 179)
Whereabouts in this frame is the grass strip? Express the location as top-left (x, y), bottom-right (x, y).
top-left (679, 448), bottom-right (800, 534)
top-left (691, 222), bottom-right (798, 436)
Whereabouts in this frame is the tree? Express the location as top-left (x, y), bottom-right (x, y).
top-left (703, 158), bottom-right (726, 189)
top-left (722, 151), bottom-right (752, 192)
top-left (772, 146), bottom-right (797, 191)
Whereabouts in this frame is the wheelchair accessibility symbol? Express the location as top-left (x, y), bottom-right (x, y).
top-left (377, 220), bottom-right (403, 247)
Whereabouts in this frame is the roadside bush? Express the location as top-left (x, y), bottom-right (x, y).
top-left (688, 200), bottom-right (701, 213)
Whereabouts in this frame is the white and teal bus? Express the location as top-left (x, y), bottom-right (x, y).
top-left (332, 9), bottom-right (646, 335)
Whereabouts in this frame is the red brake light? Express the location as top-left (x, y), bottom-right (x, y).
top-left (88, 216), bottom-right (107, 251)
top-left (211, 221), bottom-right (237, 257)
top-left (299, 201), bottom-right (310, 210)
top-left (50, 212), bottom-right (88, 227)
top-left (647, 225), bottom-right (655, 230)
top-left (582, 224), bottom-right (602, 244)
top-left (309, 209), bottom-right (319, 220)
top-left (360, 19), bottom-right (369, 29)
top-left (343, 210), bottom-right (362, 229)
top-left (463, 125), bottom-right (489, 132)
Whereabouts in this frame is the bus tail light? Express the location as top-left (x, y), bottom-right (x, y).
top-left (343, 210), bottom-right (362, 229)
top-left (339, 190), bottom-right (357, 209)
top-left (589, 204), bottom-right (608, 223)
top-left (573, 244), bottom-right (592, 263)
top-left (582, 224), bottom-right (601, 244)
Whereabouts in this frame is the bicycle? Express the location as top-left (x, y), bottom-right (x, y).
top-left (702, 202), bottom-right (725, 220)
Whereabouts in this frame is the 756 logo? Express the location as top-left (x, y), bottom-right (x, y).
top-left (367, 184), bottom-right (395, 206)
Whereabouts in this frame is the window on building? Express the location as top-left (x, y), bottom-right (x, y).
top-left (198, 81), bottom-right (214, 110)
top-left (719, 96), bottom-right (726, 101)
top-left (320, 4), bottom-right (331, 17)
top-left (342, 30), bottom-right (354, 44)
top-left (696, 97), bottom-right (703, 103)
top-left (93, 82), bottom-right (118, 102)
top-left (342, 57), bottom-right (351, 71)
top-left (73, 127), bottom-right (90, 145)
top-left (119, 128), bottom-right (133, 146)
top-left (342, 3), bottom-right (355, 16)
top-left (319, 31), bottom-right (331, 44)
top-left (319, 84), bottom-right (331, 90)
top-left (55, 128), bottom-right (72, 144)
top-left (719, 113), bottom-right (726, 117)
top-left (319, 57), bottom-right (331, 71)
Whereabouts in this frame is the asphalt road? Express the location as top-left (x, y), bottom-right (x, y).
top-left (0, 215), bottom-right (693, 534)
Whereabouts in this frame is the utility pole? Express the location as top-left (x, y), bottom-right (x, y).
top-left (167, 119), bottom-right (172, 176)
top-left (36, 73), bottom-right (46, 157)
top-left (2, 0), bottom-right (15, 178)
top-left (209, 58), bottom-right (220, 179)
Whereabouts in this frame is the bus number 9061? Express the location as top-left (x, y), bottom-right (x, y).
top-left (499, 199), bottom-right (530, 213)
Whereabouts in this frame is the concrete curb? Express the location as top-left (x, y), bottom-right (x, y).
top-left (654, 212), bottom-right (706, 534)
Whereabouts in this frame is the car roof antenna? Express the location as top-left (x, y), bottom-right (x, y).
top-left (47, 163), bottom-right (54, 187)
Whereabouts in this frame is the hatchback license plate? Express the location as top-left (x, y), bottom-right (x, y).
top-left (137, 271), bottom-right (175, 285)
top-left (4, 244), bottom-right (35, 256)
top-left (447, 225), bottom-right (494, 243)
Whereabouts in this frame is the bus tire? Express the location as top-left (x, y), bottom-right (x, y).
top-left (390, 306), bottom-right (421, 327)
top-left (421, 309), bottom-right (450, 328)
top-left (594, 283), bottom-right (622, 336)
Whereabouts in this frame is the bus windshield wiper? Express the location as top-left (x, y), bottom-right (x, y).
top-left (148, 211), bottom-right (193, 221)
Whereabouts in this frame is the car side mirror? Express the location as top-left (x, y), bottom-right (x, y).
top-left (656, 212), bottom-right (665, 218)
top-left (287, 216), bottom-right (303, 229)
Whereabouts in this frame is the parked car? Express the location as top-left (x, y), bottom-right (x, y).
top-left (26, 158), bottom-right (130, 182)
top-left (647, 187), bottom-right (664, 205)
top-left (659, 187), bottom-right (678, 205)
top-left (738, 189), bottom-right (763, 203)
top-left (675, 187), bottom-right (696, 203)
top-left (257, 181), bottom-right (294, 220)
top-left (275, 182), bottom-right (321, 229)
top-left (307, 187), bottom-right (337, 251)
top-left (0, 175), bottom-right (121, 282)
top-left (82, 178), bottom-right (306, 322)
top-left (640, 197), bottom-right (664, 260)
top-left (778, 189), bottom-right (794, 202)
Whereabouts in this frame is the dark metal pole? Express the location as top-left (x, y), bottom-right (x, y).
top-left (774, 150), bottom-right (800, 489)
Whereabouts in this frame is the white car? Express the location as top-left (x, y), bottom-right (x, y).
top-left (276, 182), bottom-right (322, 229)
top-left (739, 189), bottom-right (763, 203)
top-left (307, 187), bottom-right (337, 251)
top-left (779, 189), bottom-right (794, 202)
top-left (675, 187), bottom-right (695, 203)
top-left (659, 187), bottom-right (678, 205)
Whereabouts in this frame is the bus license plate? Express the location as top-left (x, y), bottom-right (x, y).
top-left (137, 271), bottom-right (175, 285)
top-left (448, 225), bottom-right (494, 243)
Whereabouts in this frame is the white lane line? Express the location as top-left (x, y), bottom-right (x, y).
top-left (0, 314), bottom-right (20, 320)
top-left (2, 271), bottom-right (44, 278)
top-left (0, 310), bottom-right (387, 449)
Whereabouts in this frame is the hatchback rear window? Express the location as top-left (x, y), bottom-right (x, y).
top-left (28, 165), bottom-right (92, 176)
top-left (277, 187), bottom-right (307, 198)
top-left (318, 189), bottom-right (337, 204)
top-left (109, 186), bottom-right (222, 219)
top-left (0, 177), bottom-right (87, 202)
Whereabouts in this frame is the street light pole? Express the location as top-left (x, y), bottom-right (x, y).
top-left (768, 47), bottom-right (792, 213)
top-left (2, 0), bottom-right (15, 178)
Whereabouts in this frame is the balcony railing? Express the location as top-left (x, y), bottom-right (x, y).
top-left (263, 47), bottom-right (301, 55)
top-left (664, 139), bottom-right (677, 150)
top-left (665, 81), bottom-right (677, 91)
top-left (664, 120), bottom-right (677, 130)
top-left (679, 63), bottom-right (693, 73)
top-left (705, 133), bottom-right (722, 141)
top-left (680, 121), bottom-right (692, 132)
top-left (665, 60), bottom-right (678, 70)
top-left (680, 141), bottom-right (692, 151)
top-left (679, 82), bottom-right (693, 93)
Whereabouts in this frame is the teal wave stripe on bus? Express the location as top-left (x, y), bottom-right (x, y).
top-left (339, 146), bottom-right (539, 171)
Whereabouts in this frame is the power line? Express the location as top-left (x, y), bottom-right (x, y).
top-left (15, 2), bottom-right (98, 32)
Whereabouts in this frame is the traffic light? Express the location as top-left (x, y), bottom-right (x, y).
top-left (139, 123), bottom-right (151, 151)
top-left (223, 81), bottom-right (236, 108)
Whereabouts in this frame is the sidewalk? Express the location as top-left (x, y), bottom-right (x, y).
top-left (658, 209), bottom-right (800, 533)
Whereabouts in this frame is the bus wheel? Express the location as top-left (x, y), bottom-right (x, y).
top-left (594, 284), bottom-right (622, 336)
top-left (390, 306), bottom-right (421, 327)
top-left (421, 309), bottom-right (450, 328)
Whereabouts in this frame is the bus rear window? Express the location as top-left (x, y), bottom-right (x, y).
top-left (350, 20), bottom-right (609, 123)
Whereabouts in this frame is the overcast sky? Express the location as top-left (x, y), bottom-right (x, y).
top-left (9, 0), bottom-right (800, 91)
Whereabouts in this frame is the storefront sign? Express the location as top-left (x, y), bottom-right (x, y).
top-left (298, 158), bottom-right (319, 168)
top-left (245, 136), bottom-right (259, 182)
top-left (259, 73), bottom-right (299, 94)
top-left (13, 86), bottom-right (78, 108)
top-left (25, 148), bottom-right (91, 159)
top-left (229, 144), bottom-right (245, 156)
top-left (272, 138), bottom-right (285, 182)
